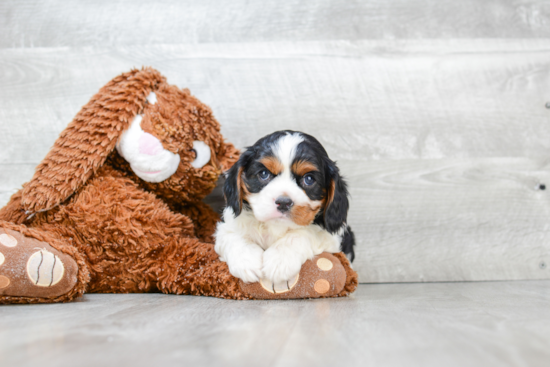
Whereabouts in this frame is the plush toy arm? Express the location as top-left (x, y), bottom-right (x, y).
top-left (178, 201), bottom-right (221, 243)
top-left (21, 68), bottom-right (165, 214)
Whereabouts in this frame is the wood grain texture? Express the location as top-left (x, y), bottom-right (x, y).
top-left (1, 0), bottom-right (550, 49)
top-left (1, 40), bottom-right (549, 166)
top-left (345, 157), bottom-right (550, 282)
top-left (2, 283), bottom-right (550, 367)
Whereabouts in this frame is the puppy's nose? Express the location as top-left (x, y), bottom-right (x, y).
top-left (275, 196), bottom-right (294, 213)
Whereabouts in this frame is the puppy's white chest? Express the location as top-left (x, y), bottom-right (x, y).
top-left (256, 221), bottom-right (292, 250)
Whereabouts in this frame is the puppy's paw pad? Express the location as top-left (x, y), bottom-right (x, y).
top-left (0, 251), bottom-right (4, 266)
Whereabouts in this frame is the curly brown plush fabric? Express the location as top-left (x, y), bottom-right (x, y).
top-left (0, 68), bottom-right (357, 304)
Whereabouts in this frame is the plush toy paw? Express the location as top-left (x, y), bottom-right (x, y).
top-left (0, 228), bottom-right (79, 299)
top-left (239, 252), bottom-right (349, 299)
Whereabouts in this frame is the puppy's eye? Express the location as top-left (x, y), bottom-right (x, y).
top-left (259, 170), bottom-right (271, 181)
top-left (303, 174), bottom-right (315, 186)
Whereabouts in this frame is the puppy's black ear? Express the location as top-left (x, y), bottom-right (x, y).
top-left (323, 159), bottom-right (350, 233)
top-left (223, 148), bottom-right (253, 217)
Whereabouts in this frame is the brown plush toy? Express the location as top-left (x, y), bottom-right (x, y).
top-left (0, 68), bottom-right (357, 304)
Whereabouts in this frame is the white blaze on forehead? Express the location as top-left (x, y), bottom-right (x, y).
top-left (270, 132), bottom-right (308, 203)
top-left (116, 114), bottom-right (180, 183)
top-left (273, 133), bottom-right (304, 174)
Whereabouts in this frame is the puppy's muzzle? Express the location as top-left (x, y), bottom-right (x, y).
top-left (275, 196), bottom-right (294, 213)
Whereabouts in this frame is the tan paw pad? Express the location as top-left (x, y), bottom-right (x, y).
top-left (316, 258), bottom-right (333, 271)
top-left (0, 275), bottom-right (10, 289)
top-left (0, 234), bottom-right (17, 248)
top-left (260, 274), bottom-right (299, 294)
top-left (0, 252), bottom-right (4, 266)
top-left (27, 249), bottom-right (65, 287)
top-left (314, 279), bottom-right (330, 294)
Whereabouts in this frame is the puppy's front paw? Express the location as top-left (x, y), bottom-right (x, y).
top-left (226, 246), bottom-right (264, 283)
top-left (262, 247), bottom-right (304, 284)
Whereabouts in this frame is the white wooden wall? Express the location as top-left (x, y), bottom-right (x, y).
top-left (1, 0), bottom-right (550, 283)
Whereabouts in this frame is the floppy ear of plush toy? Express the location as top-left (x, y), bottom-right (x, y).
top-left (0, 68), bottom-right (357, 304)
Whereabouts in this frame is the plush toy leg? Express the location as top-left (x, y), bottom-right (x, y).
top-left (0, 221), bottom-right (90, 304)
top-left (240, 252), bottom-right (358, 299)
top-left (152, 239), bottom-right (248, 298)
top-left (155, 239), bottom-right (357, 300)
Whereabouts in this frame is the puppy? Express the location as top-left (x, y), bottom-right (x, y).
top-left (215, 130), bottom-right (355, 285)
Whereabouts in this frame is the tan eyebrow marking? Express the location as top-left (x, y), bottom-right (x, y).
top-left (260, 156), bottom-right (283, 175)
top-left (292, 160), bottom-right (318, 177)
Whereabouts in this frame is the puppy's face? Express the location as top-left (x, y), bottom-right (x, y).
top-left (225, 131), bottom-right (349, 233)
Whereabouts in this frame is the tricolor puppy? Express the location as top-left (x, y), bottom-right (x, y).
top-left (215, 130), bottom-right (355, 285)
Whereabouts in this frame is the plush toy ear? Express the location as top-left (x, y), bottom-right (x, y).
top-left (323, 159), bottom-right (350, 233)
top-left (21, 68), bottom-right (165, 214)
top-left (223, 148), bottom-right (253, 216)
top-left (217, 141), bottom-right (240, 172)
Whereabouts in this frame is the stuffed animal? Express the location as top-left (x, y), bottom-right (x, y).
top-left (0, 68), bottom-right (357, 304)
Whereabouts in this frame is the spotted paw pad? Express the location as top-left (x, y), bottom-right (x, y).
top-left (239, 253), bottom-right (348, 299)
top-left (27, 249), bottom-right (65, 287)
top-left (0, 233), bottom-right (17, 248)
top-left (0, 275), bottom-right (9, 289)
top-left (0, 228), bottom-right (79, 299)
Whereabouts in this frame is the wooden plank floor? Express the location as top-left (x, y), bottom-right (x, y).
top-left (2, 282), bottom-right (550, 367)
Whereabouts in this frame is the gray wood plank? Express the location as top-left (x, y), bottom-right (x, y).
top-left (0, 164), bottom-right (35, 209)
top-left (1, 282), bottom-right (550, 367)
top-left (1, 0), bottom-right (550, 49)
top-left (1, 40), bottom-right (549, 166)
top-left (346, 157), bottom-right (550, 282)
